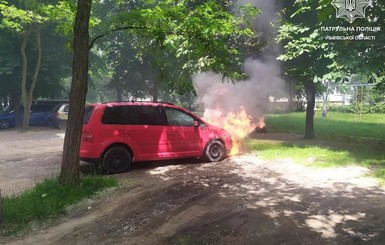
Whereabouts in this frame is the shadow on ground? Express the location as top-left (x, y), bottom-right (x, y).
top-left (64, 155), bottom-right (385, 245)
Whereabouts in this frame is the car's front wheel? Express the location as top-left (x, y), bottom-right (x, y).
top-left (102, 146), bottom-right (132, 174)
top-left (0, 119), bottom-right (10, 129)
top-left (204, 140), bottom-right (226, 162)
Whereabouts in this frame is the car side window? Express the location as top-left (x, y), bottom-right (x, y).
top-left (101, 105), bottom-right (167, 126)
top-left (64, 105), bottom-right (69, 112)
top-left (102, 106), bottom-right (135, 125)
top-left (165, 108), bottom-right (195, 126)
top-left (137, 106), bottom-right (167, 125)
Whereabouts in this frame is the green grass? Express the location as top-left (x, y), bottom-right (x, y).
top-left (266, 112), bottom-right (385, 142)
top-left (249, 112), bottom-right (385, 181)
top-left (0, 176), bottom-right (118, 235)
top-left (246, 140), bottom-right (385, 168)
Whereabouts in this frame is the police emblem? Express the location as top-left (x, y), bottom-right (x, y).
top-left (331, 0), bottom-right (370, 23)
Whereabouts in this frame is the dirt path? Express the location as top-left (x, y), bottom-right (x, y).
top-left (1, 130), bottom-right (385, 244)
top-left (0, 127), bottom-right (64, 196)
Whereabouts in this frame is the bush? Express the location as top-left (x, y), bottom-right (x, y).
top-left (328, 103), bottom-right (385, 114)
top-left (327, 104), bottom-right (355, 113)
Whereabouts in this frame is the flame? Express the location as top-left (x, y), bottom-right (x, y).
top-left (256, 116), bottom-right (266, 129)
top-left (203, 106), bottom-right (257, 155)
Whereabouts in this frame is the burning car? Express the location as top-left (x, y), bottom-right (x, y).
top-left (79, 101), bottom-right (233, 174)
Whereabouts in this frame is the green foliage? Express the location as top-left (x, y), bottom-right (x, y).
top-left (90, 0), bottom-right (261, 101)
top-left (0, 0), bottom-right (72, 101)
top-left (0, 0), bottom-right (262, 103)
top-left (277, 0), bottom-right (333, 83)
top-left (43, 0), bottom-right (76, 39)
top-left (327, 85), bottom-right (385, 114)
top-left (0, 176), bottom-right (118, 235)
top-left (0, 0), bottom-right (47, 31)
top-left (349, 102), bottom-right (385, 114)
top-left (327, 104), bottom-right (354, 113)
top-left (111, 0), bottom-right (259, 79)
top-left (285, 0), bottom-right (385, 90)
top-left (0, 29), bottom-right (19, 83)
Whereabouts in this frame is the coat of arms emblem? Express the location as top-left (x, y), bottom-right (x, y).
top-left (331, 0), bottom-right (370, 23)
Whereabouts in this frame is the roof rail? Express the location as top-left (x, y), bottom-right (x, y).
top-left (102, 101), bottom-right (175, 105)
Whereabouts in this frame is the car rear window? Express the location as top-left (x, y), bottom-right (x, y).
top-left (101, 105), bottom-right (167, 125)
top-left (52, 104), bottom-right (61, 112)
top-left (83, 105), bottom-right (94, 125)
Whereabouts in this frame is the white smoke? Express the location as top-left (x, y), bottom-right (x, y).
top-left (239, 0), bottom-right (281, 34)
top-left (194, 58), bottom-right (286, 120)
top-left (194, 0), bottom-right (287, 122)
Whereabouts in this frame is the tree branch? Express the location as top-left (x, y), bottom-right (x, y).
top-left (89, 26), bottom-right (147, 50)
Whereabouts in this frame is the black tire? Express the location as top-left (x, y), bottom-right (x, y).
top-left (102, 146), bottom-right (132, 174)
top-left (0, 119), bottom-right (10, 129)
top-left (47, 117), bottom-right (57, 128)
top-left (204, 140), bottom-right (226, 162)
top-left (58, 120), bottom-right (67, 130)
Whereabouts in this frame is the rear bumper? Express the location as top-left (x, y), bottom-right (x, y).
top-left (80, 157), bottom-right (100, 163)
top-left (80, 143), bottom-right (102, 160)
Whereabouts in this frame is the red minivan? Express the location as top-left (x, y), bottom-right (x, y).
top-left (80, 101), bottom-right (233, 173)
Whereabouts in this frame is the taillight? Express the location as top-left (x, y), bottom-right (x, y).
top-left (82, 129), bottom-right (93, 142)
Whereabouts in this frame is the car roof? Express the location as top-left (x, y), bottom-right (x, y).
top-left (96, 101), bottom-right (177, 108)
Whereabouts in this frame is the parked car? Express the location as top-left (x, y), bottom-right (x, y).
top-left (80, 101), bottom-right (233, 174)
top-left (52, 103), bottom-right (69, 129)
top-left (0, 104), bottom-right (56, 129)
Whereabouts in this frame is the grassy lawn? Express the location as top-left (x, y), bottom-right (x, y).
top-left (0, 176), bottom-right (118, 236)
top-left (247, 112), bottom-right (385, 180)
top-left (265, 112), bottom-right (385, 142)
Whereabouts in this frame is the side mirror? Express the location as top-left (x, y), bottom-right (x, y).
top-left (193, 120), bottom-right (199, 127)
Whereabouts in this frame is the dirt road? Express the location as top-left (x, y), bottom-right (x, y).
top-left (0, 127), bottom-right (64, 196)
top-left (1, 129), bottom-right (385, 244)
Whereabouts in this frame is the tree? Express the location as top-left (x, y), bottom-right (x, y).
top-left (0, 29), bottom-right (20, 116)
top-left (0, 0), bottom-right (49, 129)
top-left (277, 0), bottom-right (334, 139)
top-left (278, 0), bottom-right (385, 138)
top-left (91, 0), bottom-right (260, 101)
top-left (317, 0), bottom-right (385, 88)
top-left (59, 0), bottom-right (91, 185)
top-left (58, 0), bottom-right (260, 183)
top-left (0, 0), bottom-right (71, 128)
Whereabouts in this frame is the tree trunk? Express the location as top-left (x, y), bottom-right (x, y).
top-left (20, 25), bottom-right (42, 130)
top-left (20, 26), bottom-right (31, 130)
top-left (304, 81), bottom-right (316, 139)
top-left (152, 43), bottom-right (163, 103)
top-left (152, 79), bottom-right (158, 102)
top-left (59, 0), bottom-right (91, 185)
top-left (29, 26), bottom-right (42, 104)
top-left (115, 84), bottom-right (122, 101)
top-left (10, 90), bottom-right (21, 128)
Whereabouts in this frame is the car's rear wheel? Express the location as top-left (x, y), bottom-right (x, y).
top-left (0, 119), bottom-right (10, 129)
top-left (204, 140), bottom-right (226, 162)
top-left (102, 146), bottom-right (132, 174)
top-left (58, 120), bottom-right (67, 130)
